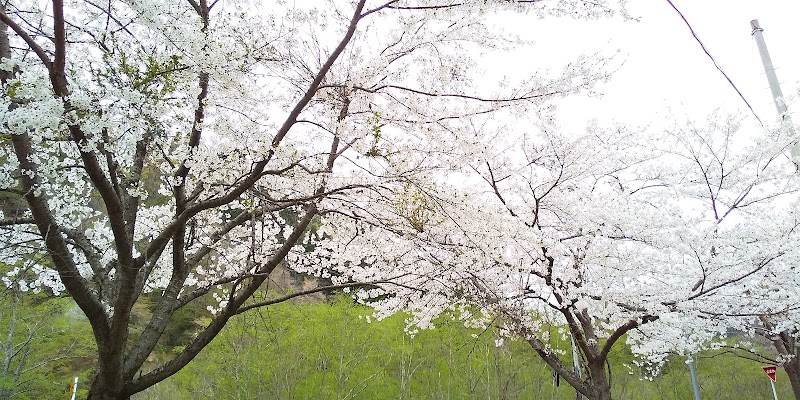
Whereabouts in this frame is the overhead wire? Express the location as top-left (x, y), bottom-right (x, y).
top-left (664, 0), bottom-right (765, 126)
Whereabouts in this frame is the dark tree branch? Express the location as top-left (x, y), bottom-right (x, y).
top-left (236, 281), bottom-right (386, 314)
top-left (600, 315), bottom-right (658, 361)
top-left (0, 218), bottom-right (35, 227)
top-left (0, 8), bottom-right (52, 68)
top-left (142, 0), bottom-right (368, 264)
top-left (8, 130), bottom-right (110, 340)
top-left (127, 203), bottom-right (319, 394)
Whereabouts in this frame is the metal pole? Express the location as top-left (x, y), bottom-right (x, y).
top-left (770, 379), bottom-right (779, 400)
top-left (751, 20), bottom-right (791, 120)
top-left (750, 19), bottom-right (799, 160)
top-left (687, 355), bottom-right (702, 400)
top-left (752, 19), bottom-right (789, 400)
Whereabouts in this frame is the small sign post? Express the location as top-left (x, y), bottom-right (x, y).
top-left (763, 365), bottom-right (778, 400)
top-left (69, 377), bottom-right (78, 400)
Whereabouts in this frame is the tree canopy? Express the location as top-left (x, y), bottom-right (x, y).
top-left (0, 0), bottom-right (639, 398)
top-left (3, 1), bottom-right (800, 399)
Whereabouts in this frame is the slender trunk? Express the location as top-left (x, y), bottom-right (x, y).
top-left (0, 293), bottom-right (19, 400)
top-left (768, 327), bottom-right (800, 400)
top-left (784, 356), bottom-right (800, 400)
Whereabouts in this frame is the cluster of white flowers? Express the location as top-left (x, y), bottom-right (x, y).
top-left (3, 0), bottom-right (796, 380)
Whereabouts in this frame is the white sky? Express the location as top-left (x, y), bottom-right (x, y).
top-left (505, 0), bottom-right (800, 131)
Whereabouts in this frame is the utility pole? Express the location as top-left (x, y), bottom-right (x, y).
top-left (750, 19), bottom-right (799, 161)
top-left (687, 355), bottom-right (702, 400)
top-left (750, 19), bottom-right (788, 400)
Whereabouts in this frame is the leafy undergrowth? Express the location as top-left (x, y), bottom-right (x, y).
top-left (0, 291), bottom-right (790, 399)
top-left (132, 296), bottom-right (791, 400)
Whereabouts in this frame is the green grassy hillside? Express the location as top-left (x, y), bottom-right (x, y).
top-left (132, 297), bottom-right (791, 400)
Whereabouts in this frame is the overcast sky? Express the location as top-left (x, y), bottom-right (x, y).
top-left (507, 0), bottom-right (800, 131)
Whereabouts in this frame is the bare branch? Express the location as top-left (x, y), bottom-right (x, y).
top-left (0, 8), bottom-right (52, 68)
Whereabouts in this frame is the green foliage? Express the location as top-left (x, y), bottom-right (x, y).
top-left (129, 297), bottom-right (794, 400)
top-left (394, 182), bottom-right (440, 233)
top-left (4, 81), bottom-right (21, 98)
top-left (1, 291), bottom-right (789, 399)
top-left (107, 50), bottom-right (184, 96)
top-left (620, 352), bottom-right (795, 400)
top-left (0, 292), bottom-right (95, 400)
top-left (137, 297), bottom-right (550, 399)
top-left (364, 112), bottom-right (384, 158)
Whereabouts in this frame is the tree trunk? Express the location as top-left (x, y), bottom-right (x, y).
top-left (768, 328), bottom-right (800, 400)
top-left (784, 356), bottom-right (800, 400)
top-left (86, 374), bottom-right (131, 400)
top-left (586, 359), bottom-right (612, 400)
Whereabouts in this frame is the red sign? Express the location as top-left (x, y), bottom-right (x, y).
top-left (763, 365), bottom-right (777, 383)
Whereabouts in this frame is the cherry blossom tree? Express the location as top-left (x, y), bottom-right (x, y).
top-left (460, 115), bottom-right (800, 400)
top-left (628, 116), bottom-right (800, 400)
top-left (314, 111), bottom-right (800, 400)
top-left (322, 117), bottom-right (683, 400)
top-left (0, 0), bottom-right (625, 398)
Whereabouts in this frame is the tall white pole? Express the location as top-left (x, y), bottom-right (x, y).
top-left (750, 19), bottom-right (799, 161)
top-left (687, 355), bottom-right (702, 400)
top-left (751, 19), bottom-right (787, 400)
top-left (751, 20), bottom-right (791, 121)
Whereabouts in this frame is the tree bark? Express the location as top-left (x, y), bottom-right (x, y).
top-left (766, 328), bottom-right (800, 400)
top-left (87, 377), bottom-right (130, 400)
top-left (586, 359), bottom-right (612, 400)
top-left (783, 355), bottom-right (800, 400)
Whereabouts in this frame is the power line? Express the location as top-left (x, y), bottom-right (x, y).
top-left (664, 0), bottom-right (764, 126)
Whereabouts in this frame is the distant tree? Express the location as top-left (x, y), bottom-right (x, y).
top-left (0, 290), bottom-right (38, 400)
top-left (0, 0), bottom-right (624, 398)
top-left (0, 287), bottom-right (93, 400)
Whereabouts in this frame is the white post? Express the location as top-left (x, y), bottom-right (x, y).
top-left (70, 376), bottom-right (78, 400)
top-left (770, 379), bottom-right (779, 400)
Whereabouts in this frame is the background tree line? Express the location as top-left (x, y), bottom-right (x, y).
top-left (0, 288), bottom-right (792, 400)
